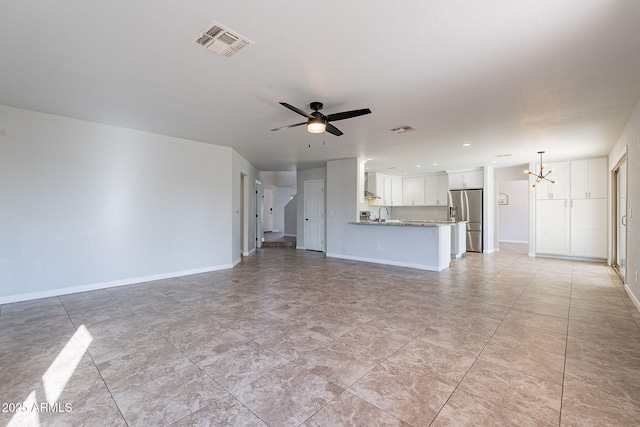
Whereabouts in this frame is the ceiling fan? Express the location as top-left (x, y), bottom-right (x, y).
top-left (271, 101), bottom-right (371, 136)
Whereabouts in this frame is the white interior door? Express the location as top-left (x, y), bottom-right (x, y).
top-left (304, 179), bottom-right (324, 251)
top-left (263, 188), bottom-right (274, 232)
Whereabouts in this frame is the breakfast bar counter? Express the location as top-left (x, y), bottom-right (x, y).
top-left (326, 220), bottom-right (452, 271)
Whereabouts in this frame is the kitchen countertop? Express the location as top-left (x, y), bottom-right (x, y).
top-left (349, 220), bottom-right (460, 227)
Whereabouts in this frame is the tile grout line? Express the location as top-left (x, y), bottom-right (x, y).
top-left (558, 261), bottom-right (575, 427)
top-left (428, 254), bottom-right (548, 425)
top-left (56, 294), bottom-right (132, 427)
top-left (102, 287), bottom-right (252, 424)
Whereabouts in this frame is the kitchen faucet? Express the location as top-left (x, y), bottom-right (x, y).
top-left (378, 206), bottom-right (389, 222)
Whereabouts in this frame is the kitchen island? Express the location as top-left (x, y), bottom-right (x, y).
top-left (326, 220), bottom-right (452, 271)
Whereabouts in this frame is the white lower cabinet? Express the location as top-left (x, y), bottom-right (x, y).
top-left (570, 199), bottom-right (607, 258)
top-left (535, 199), bottom-right (570, 255)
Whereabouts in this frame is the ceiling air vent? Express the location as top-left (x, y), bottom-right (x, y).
top-left (192, 21), bottom-right (253, 58)
top-left (390, 125), bottom-right (416, 134)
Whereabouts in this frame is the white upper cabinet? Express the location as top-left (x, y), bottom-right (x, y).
top-left (369, 173), bottom-right (404, 205)
top-left (383, 175), bottom-right (393, 205)
top-left (391, 176), bottom-right (403, 206)
top-left (367, 172), bottom-right (385, 204)
top-left (402, 176), bottom-right (426, 205)
top-left (449, 170), bottom-right (483, 190)
top-left (570, 158), bottom-right (607, 199)
top-left (425, 174), bottom-right (449, 206)
top-left (534, 161), bottom-right (567, 200)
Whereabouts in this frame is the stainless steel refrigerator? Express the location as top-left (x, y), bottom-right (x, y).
top-left (448, 189), bottom-right (483, 253)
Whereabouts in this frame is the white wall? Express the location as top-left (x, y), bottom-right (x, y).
top-left (284, 195), bottom-right (297, 236)
top-left (495, 165), bottom-right (530, 248)
top-left (483, 166), bottom-right (496, 253)
top-left (296, 167), bottom-right (326, 249)
top-left (498, 180), bottom-right (529, 243)
top-left (326, 158), bottom-right (359, 255)
top-left (609, 98), bottom-right (640, 309)
top-left (274, 171), bottom-right (296, 187)
top-left (0, 105), bottom-right (252, 303)
top-left (274, 187), bottom-right (297, 233)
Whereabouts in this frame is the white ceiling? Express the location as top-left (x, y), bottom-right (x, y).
top-left (1, 1), bottom-right (639, 174)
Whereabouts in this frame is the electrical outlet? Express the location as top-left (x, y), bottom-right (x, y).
top-left (172, 253), bottom-right (178, 262)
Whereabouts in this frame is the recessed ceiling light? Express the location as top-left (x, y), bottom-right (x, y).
top-left (462, 143), bottom-right (471, 147)
top-left (432, 163), bottom-right (438, 166)
top-left (416, 165), bottom-right (422, 168)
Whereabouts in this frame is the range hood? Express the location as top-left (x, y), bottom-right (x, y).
top-left (364, 190), bottom-right (381, 199)
top-left (364, 172), bottom-right (381, 199)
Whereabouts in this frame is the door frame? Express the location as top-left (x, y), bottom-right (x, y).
top-left (255, 180), bottom-right (263, 249)
top-left (612, 154), bottom-right (627, 281)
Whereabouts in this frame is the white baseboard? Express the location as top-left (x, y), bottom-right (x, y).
top-left (625, 284), bottom-right (640, 313)
top-left (296, 245), bottom-right (305, 250)
top-left (534, 253), bottom-right (607, 263)
top-left (0, 264), bottom-right (234, 305)
top-left (232, 257), bottom-right (241, 267)
top-left (243, 248), bottom-right (256, 257)
top-left (483, 248), bottom-right (496, 254)
top-left (326, 253), bottom-right (448, 272)
top-left (499, 240), bottom-right (528, 244)
top-left (284, 233), bottom-right (297, 237)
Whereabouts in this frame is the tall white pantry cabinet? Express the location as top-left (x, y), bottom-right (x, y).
top-left (534, 157), bottom-right (607, 259)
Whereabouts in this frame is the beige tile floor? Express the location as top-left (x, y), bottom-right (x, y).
top-left (2, 244), bottom-right (640, 426)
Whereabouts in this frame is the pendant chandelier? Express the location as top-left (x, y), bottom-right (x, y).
top-left (524, 151), bottom-right (558, 188)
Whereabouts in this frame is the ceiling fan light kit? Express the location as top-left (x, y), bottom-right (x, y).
top-left (307, 117), bottom-right (326, 133)
top-left (271, 101), bottom-right (371, 136)
top-left (525, 151), bottom-right (558, 188)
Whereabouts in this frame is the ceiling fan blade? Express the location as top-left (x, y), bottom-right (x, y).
top-left (325, 123), bottom-right (343, 136)
top-left (271, 122), bottom-right (307, 131)
top-left (325, 108), bottom-right (371, 122)
top-left (279, 102), bottom-right (313, 119)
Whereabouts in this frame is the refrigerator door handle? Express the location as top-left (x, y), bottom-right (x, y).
top-left (463, 190), bottom-right (469, 222)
